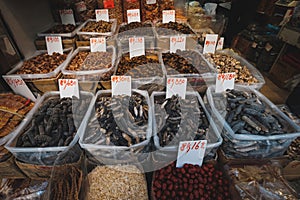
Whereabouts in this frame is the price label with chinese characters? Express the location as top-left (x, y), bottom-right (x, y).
top-left (59, 9), bottom-right (76, 25)
top-left (166, 78), bottom-right (187, 99)
top-left (146, 0), bottom-right (156, 4)
top-left (96, 9), bottom-right (109, 22)
top-left (127, 9), bottom-right (140, 24)
top-left (176, 140), bottom-right (207, 168)
top-left (90, 37), bottom-right (106, 52)
top-left (170, 36), bottom-right (186, 53)
top-left (45, 36), bottom-right (63, 55)
top-left (162, 10), bottom-right (175, 23)
top-left (215, 72), bottom-right (235, 93)
top-left (216, 37), bottom-right (224, 51)
top-left (58, 79), bottom-right (80, 99)
top-left (75, 1), bottom-right (87, 12)
top-left (129, 37), bottom-right (145, 59)
top-left (203, 34), bottom-right (218, 54)
top-left (111, 76), bottom-right (131, 96)
top-left (3, 75), bottom-right (36, 101)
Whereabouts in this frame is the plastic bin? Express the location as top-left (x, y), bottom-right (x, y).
top-left (79, 89), bottom-right (152, 165)
top-left (151, 91), bottom-right (222, 168)
top-left (5, 91), bottom-right (93, 165)
top-left (206, 85), bottom-right (300, 158)
top-left (37, 23), bottom-right (82, 38)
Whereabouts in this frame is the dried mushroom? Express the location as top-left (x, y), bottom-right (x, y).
top-left (81, 20), bottom-right (112, 33)
top-left (157, 22), bottom-right (194, 35)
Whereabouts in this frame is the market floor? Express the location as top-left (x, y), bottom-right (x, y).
top-left (260, 72), bottom-right (290, 105)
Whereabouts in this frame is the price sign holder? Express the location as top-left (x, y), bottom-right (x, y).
top-left (203, 34), bottom-right (218, 54)
top-left (3, 75), bottom-right (36, 101)
top-left (129, 37), bottom-right (145, 59)
top-left (111, 76), bottom-right (131, 96)
top-left (170, 36), bottom-right (186, 53)
top-left (176, 140), bottom-right (207, 168)
top-left (96, 9), bottom-right (109, 22)
top-left (59, 9), bottom-right (76, 25)
top-left (215, 72), bottom-right (235, 93)
top-left (45, 36), bottom-right (63, 55)
top-left (166, 77), bottom-right (187, 99)
top-left (216, 37), bottom-right (224, 51)
top-left (90, 37), bottom-right (106, 52)
top-left (58, 79), bottom-right (80, 99)
top-left (162, 10), bottom-right (175, 23)
top-left (127, 9), bottom-right (141, 24)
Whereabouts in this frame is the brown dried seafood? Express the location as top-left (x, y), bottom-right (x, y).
top-left (206, 53), bottom-right (258, 84)
top-left (118, 22), bottom-right (153, 37)
top-left (287, 137), bottom-right (300, 160)
top-left (155, 95), bottom-right (209, 147)
top-left (116, 53), bottom-right (163, 78)
top-left (157, 22), bottom-right (194, 35)
top-left (16, 96), bottom-right (90, 148)
top-left (141, 0), bottom-right (160, 22)
top-left (228, 165), bottom-right (298, 200)
top-left (0, 93), bottom-right (34, 139)
top-left (16, 52), bottom-right (67, 74)
top-left (42, 24), bottom-right (77, 34)
top-left (84, 93), bottom-right (148, 146)
top-left (159, 0), bottom-right (175, 11)
top-left (162, 50), bottom-right (213, 75)
top-left (81, 20), bottom-right (112, 33)
top-left (74, 0), bottom-right (97, 22)
top-left (87, 165), bottom-right (148, 200)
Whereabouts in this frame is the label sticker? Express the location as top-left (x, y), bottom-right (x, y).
top-left (129, 37), bottom-right (145, 59)
top-left (166, 77), bottom-right (187, 99)
top-left (45, 36), bottom-right (63, 55)
top-left (170, 36), bottom-right (186, 53)
top-left (127, 9), bottom-right (141, 24)
top-left (215, 73), bottom-right (235, 93)
top-left (96, 9), bottom-right (109, 22)
top-left (111, 76), bottom-right (131, 96)
top-left (3, 75), bottom-right (36, 101)
top-left (59, 9), bottom-right (76, 25)
top-left (162, 10), bottom-right (175, 23)
top-left (59, 79), bottom-right (80, 99)
top-left (176, 140), bottom-right (207, 168)
top-left (90, 37), bottom-right (106, 52)
top-left (203, 34), bottom-right (218, 54)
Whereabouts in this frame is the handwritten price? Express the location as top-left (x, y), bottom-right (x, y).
top-left (5, 78), bottom-right (24, 88)
top-left (127, 12), bottom-right (139, 18)
top-left (59, 9), bottom-right (73, 15)
top-left (205, 40), bottom-right (216, 46)
top-left (46, 37), bottom-right (59, 43)
top-left (217, 73), bottom-right (235, 81)
top-left (91, 38), bottom-right (105, 44)
top-left (111, 76), bottom-right (130, 83)
top-left (180, 141), bottom-right (206, 153)
top-left (60, 79), bottom-right (76, 90)
top-left (129, 37), bottom-right (143, 44)
top-left (168, 78), bottom-right (186, 89)
top-left (164, 10), bottom-right (175, 15)
top-left (96, 10), bottom-right (107, 15)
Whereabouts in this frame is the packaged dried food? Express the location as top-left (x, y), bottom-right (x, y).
top-left (151, 91), bottom-right (222, 167)
top-left (73, 0), bottom-right (97, 22)
top-left (122, 0), bottom-right (141, 23)
top-left (5, 91), bottom-right (93, 165)
top-left (206, 85), bottom-right (300, 158)
top-left (79, 89), bottom-right (152, 165)
top-left (141, 0), bottom-right (160, 22)
top-left (97, 0), bottom-right (123, 24)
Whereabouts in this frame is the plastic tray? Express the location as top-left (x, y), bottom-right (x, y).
top-left (77, 19), bottom-right (117, 40)
top-left (5, 91), bottom-right (93, 165)
top-left (208, 49), bottom-right (266, 89)
top-left (206, 85), bottom-right (300, 158)
top-left (151, 91), bottom-right (222, 166)
top-left (61, 46), bottom-right (116, 79)
top-left (154, 21), bottom-right (198, 51)
top-left (79, 89), bottom-right (152, 165)
top-left (37, 23), bottom-right (82, 38)
top-left (6, 48), bottom-right (73, 80)
top-left (115, 49), bottom-right (166, 89)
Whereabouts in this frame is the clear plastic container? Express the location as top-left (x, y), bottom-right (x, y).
top-left (151, 91), bottom-right (222, 167)
top-left (37, 23), bottom-right (82, 38)
top-left (5, 91), bottom-right (93, 165)
top-left (206, 85), bottom-right (300, 158)
top-left (76, 19), bottom-right (117, 41)
top-left (62, 46), bottom-right (116, 81)
top-left (79, 89), bottom-right (152, 165)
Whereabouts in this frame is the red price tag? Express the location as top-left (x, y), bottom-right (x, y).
top-left (217, 73), bottom-right (235, 82)
top-left (59, 9), bottom-right (75, 25)
top-left (59, 79), bottom-right (76, 90)
top-left (203, 34), bottom-right (218, 54)
top-left (177, 140), bottom-right (207, 168)
top-left (129, 37), bottom-right (145, 59)
top-left (45, 36), bottom-right (63, 55)
top-left (96, 9), bottom-right (109, 22)
top-left (58, 79), bottom-right (79, 98)
top-left (167, 78), bottom-right (186, 89)
top-left (90, 37), bottom-right (106, 52)
top-left (111, 76), bottom-right (131, 96)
